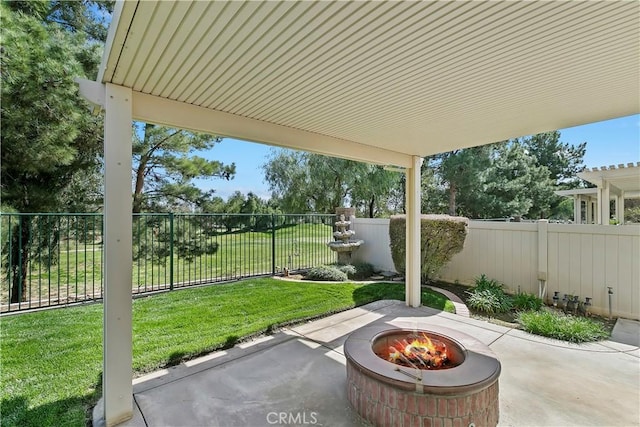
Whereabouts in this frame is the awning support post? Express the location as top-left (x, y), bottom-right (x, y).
top-left (103, 83), bottom-right (134, 426)
top-left (405, 156), bottom-right (423, 308)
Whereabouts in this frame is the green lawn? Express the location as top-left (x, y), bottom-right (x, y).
top-left (2, 223), bottom-right (336, 306)
top-left (1, 278), bottom-right (454, 427)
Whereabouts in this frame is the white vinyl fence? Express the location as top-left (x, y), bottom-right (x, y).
top-left (350, 218), bottom-right (397, 272)
top-left (351, 218), bottom-right (640, 320)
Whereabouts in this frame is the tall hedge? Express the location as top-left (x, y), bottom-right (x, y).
top-left (389, 214), bottom-right (468, 282)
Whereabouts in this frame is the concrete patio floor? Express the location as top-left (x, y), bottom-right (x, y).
top-left (95, 300), bottom-right (640, 427)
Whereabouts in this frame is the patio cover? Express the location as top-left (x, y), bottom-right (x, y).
top-left (76, 1), bottom-right (640, 425)
top-left (557, 163), bottom-right (640, 224)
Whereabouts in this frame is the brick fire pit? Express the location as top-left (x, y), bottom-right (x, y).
top-left (344, 324), bottom-right (501, 427)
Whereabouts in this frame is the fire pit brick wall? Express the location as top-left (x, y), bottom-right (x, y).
top-left (347, 363), bottom-right (499, 427)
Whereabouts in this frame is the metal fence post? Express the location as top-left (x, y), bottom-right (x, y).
top-left (271, 214), bottom-right (276, 276)
top-left (7, 215), bottom-right (13, 309)
top-left (17, 216), bottom-right (23, 307)
top-left (169, 213), bottom-right (174, 291)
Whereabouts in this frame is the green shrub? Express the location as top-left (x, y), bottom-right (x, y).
top-left (330, 262), bottom-right (375, 280)
top-left (467, 289), bottom-right (512, 314)
top-left (512, 292), bottom-right (543, 311)
top-left (466, 274), bottom-right (512, 314)
top-left (334, 264), bottom-right (357, 277)
top-left (352, 261), bottom-right (375, 280)
top-left (626, 205), bottom-right (640, 223)
top-left (305, 265), bottom-right (348, 281)
top-left (346, 261), bottom-right (375, 280)
top-left (466, 290), bottom-right (501, 314)
top-left (474, 274), bottom-right (504, 293)
top-left (389, 214), bottom-right (468, 282)
top-left (517, 309), bottom-right (609, 343)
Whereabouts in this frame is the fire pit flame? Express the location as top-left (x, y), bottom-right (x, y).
top-left (382, 332), bottom-right (450, 369)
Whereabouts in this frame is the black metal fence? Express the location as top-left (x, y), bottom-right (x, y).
top-left (0, 213), bottom-right (336, 313)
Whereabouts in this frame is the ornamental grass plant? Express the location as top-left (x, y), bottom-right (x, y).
top-left (517, 309), bottom-right (609, 343)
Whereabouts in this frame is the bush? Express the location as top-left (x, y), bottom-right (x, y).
top-left (474, 274), bottom-right (504, 293)
top-left (517, 309), bottom-right (609, 343)
top-left (466, 290), bottom-right (502, 314)
top-left (512, 292), bottom-right (543, 311)
top-left (466, 274), bottom-right (512, 314)
top-left (305, 265), bottom-right (348, 281)
top-left (389, 214), bottom-right (468, 282)
top-left (332, 262), bottom-right (375, 280)
top-left (351, 261), bottom-right (375, 280)
top-left (467, 289), bottom-right (512, 314)
top-left (334, 264), bottom-right (357, 277)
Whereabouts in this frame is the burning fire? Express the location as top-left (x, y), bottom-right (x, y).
top-left (383, 333), bottom-right (450, 370)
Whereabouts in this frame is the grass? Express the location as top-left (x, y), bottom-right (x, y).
top-left (516, 309), bottom-right (610, 343)
top-left (1, 278), bottom-right (454, 427)
top-left (2, 223), bottom-right (336, 307)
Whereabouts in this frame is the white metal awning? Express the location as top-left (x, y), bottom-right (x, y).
top-left (94, 0), bottom-right (639, 166)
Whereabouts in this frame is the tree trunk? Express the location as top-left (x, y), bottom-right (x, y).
top-left (133, 161), bottom-right (146, 214)
top-left (448, 183), bottom-right (457, 216)
top-left (368, 195), bottom-right (375, 218)
top-left (133, 123), bottom-right (158, 214)
top-left (10, 216), bottom-right (31, 303)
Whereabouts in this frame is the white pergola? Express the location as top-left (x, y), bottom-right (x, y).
top-left (77, 1), bottom-right (640, 425)
top-left (556, 163), bottom-right (640, 224)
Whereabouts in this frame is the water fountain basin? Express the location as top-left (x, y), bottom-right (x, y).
top-left (327, 240), bottom-right (364, 252)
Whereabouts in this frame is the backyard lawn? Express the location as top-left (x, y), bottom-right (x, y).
top-left (0, 278), bottom-right (454, 427)
top-left (2, 221), bottom-right (336, 310)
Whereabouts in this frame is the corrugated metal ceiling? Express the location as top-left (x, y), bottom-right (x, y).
top-left (100, 1), bottom-right (639, 156)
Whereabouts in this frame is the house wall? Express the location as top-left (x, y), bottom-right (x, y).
top-left (351, 218), bottom-right (640, 320)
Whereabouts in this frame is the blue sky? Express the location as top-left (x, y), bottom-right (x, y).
top-left (196, 114), bottom-right (640, 200)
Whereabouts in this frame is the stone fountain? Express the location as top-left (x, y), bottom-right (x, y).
top-left (327, 208), bottom-right (364, 264)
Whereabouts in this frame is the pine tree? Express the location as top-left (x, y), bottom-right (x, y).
top-left (1, 2), bottom-right (105, 301)
top-left (521, 131), bottom-right (586, 218)
top-left (132, 123), bottom-right (235, 213)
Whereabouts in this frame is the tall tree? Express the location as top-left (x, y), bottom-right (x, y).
top-left (263, 149), bottom-right (401, 216)
top-left (132, 123), bottom-right (235, 213)
top-left (425, 146), bottom-right (492, 216)
top-left (350, 165), bottom-right (400, 218)
top-left (1, 1), bottom-right (105, 301)
top-left (262, 150), bottom-right (309, 213)
top-left (1, 3), bottom-right (103, 211)
top-left (523, 131), bottom-right (586, 185)
top-left (263, 150), bottom-right (358, 214)
top-left (476, 142), bottom-right (554, 219)
top-left (520, 131), bottom-right (586, 218)
top-left (420, 163), bottom-right (446, 214)
top-left (7, 0), bottom-right (113, 42)
top-left (422, 133), bottom-right (585, 219)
